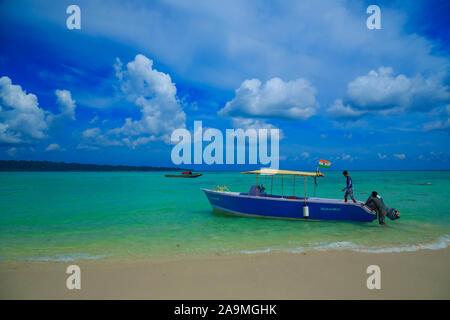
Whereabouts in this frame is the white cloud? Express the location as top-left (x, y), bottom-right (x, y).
top-left (55, 89), bottom-right (76, 120)
top-left (422, 104), bottom-right (450, 131)
top-left (80, 127), bottom-right (122, 147)
top-left (0, 77), bottom-right (77, 145)
top-left (89, 115), bottom-right (99, 124)
top-left (301, 152), bottom-right (310, 159)
top-left (6, 147), bottom-right (17, 157)
top-left (377, 153), bottom-right (387, 159)
top-left (219, 77), bottom-right (318, 120)
top-left (417, 151), bottom-right (448, 161)
top-left (343, 67), bottom-right (450, 114)
top-left (24, 0), bottom-right (447, 94)
top-left (422, 119), bottom-right (450, 131)
top-left (109, 54), bottom-right (186, 146)
top-left (78, 55), bottom-right (186, 149)
top-left (82, 127), bottom-right (101, 139)
top-left (76, 144), bottom-right (99, 151)
top-left (45, 143), bottom-right (64, 152)
top-left (342, 154), bottom-right (352, 161)
top-left (320, 134), bottom-right (327, 139)
top-left (327, 99), bottom-right (365, 119)
top-left (230, 117), bottom-right (284, 139)
top-left (0, 76), bottom-right (48, 144)
top-left (393, 153), bottom-right (406, 159)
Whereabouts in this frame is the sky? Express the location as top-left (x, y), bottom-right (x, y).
top-left (0, 0), bottom-right (449, 170)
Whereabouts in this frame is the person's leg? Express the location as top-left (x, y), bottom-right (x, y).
top-left (349, 189), bottom-right (356, 203)
top-left (379, 210), bottom-right (386, 225)
top-left (344, 190), bottom-right (348, 202)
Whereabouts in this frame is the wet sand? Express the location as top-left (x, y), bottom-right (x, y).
top-left (1, 248), bottom-right (449, 299)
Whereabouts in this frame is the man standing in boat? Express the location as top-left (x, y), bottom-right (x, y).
top-left (342, 171), bottom-right (356, 203)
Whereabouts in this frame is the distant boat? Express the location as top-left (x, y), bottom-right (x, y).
top-left (202, 169), bottom-right (376, 222)
top-left (165, 171), bottom-right (202, 178)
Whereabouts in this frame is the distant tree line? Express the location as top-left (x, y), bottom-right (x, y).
top-left (0, 160), bottom-right (186, 172)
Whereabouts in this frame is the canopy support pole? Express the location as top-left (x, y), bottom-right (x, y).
top-left (271, 176), bottom-right (273, 194)
top-left (304, 176), bottom-right (307, 205)
top-left (293, 176), bottom-right (295, 196)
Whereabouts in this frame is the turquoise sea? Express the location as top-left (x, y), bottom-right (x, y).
top-left (0, 171), bottom-right (449, 262)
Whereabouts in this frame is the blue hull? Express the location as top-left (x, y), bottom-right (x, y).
top-left (202, 189), bottom-right (376, 223)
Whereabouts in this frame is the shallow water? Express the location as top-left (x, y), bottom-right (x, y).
top-left (0, 171), bottom-right (449, 261)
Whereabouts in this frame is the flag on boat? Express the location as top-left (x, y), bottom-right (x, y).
top-left (318, 159), bottom-right (331, 168)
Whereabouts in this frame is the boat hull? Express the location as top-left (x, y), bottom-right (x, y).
top-left (202, 189), bottom-right (376, 222)
top-left (165, 173), bottom-right (202, 178)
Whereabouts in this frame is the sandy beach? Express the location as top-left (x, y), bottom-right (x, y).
top-left (1, 248), bottom-right (449, 300)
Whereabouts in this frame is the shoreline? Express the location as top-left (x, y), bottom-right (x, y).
top-left (1, 247), bottom-right (449, 299)
top-left (2, 233), bottom-right (449, 263)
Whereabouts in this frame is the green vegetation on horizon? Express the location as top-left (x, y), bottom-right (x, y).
top-left (0, 160), bottom-right (186, 172)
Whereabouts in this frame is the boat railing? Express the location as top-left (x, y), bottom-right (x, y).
top-left (212, 185), bottom-right (231, 193)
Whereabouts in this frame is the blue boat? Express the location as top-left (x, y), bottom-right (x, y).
top-left (202, 169), bottom-right (376, 223)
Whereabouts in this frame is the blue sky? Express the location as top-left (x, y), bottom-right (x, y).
top-left (0, 0), bottom-right (449, 170)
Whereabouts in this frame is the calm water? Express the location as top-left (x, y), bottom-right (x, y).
top-left (0, 171), bottom-right (449, 261)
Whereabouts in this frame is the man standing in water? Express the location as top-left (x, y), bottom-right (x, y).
top-left (342, 170), bottom-right (356, 203)
top-left (362, 191), bottom-right (388, 226)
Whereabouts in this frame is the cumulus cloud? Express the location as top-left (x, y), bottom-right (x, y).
top-left (219, 77), bottom-right (318, 120)
top-left (79, 55), bottom-right (186, 149)
top-left (0, 76), bottom-right (77, 145)
top-left (55, 89), bottom-right (76, 120)
top-left (110, 54), bottom-right (186, 145)
top-left (0, 76), bottom-right (48, 144)
top-left (230, 117), bottom-right (284, 139)
top-left (326, 99), bottom-right (365, 119)
top-left (80, 127), bottom-right (122, 148)
top-left (329, 67), bottom-right (450, 119)
top-left (393, 153), bottom-right (406, 159)
top-left (45, 143), bottom-right (65, 152)
top-left (377, 153), bottom-right (387, 159)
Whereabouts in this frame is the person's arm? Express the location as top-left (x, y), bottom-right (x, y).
top-left (361, 196), bottom-right (372, 206)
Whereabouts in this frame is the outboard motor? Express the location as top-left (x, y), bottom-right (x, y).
top-left (387, 208), bottom-right (401, 220)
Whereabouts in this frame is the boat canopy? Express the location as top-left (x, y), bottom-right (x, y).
top-left (242, 169), bottom-right (324, 177)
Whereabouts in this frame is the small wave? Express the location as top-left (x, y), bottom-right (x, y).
top-left (16, 253), bottom-right (108, 262)
top-left (238, 235), bottom-right (450, 255)
top-left (356, 235), bottom-right (450, 253)
top-left (240, 248), bottom-right (274, 254)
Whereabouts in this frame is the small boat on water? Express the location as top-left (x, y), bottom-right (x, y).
top-left (202, 169), bottom-right (376, 222)
top-left (165, 171), bottom-right (202, 178)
